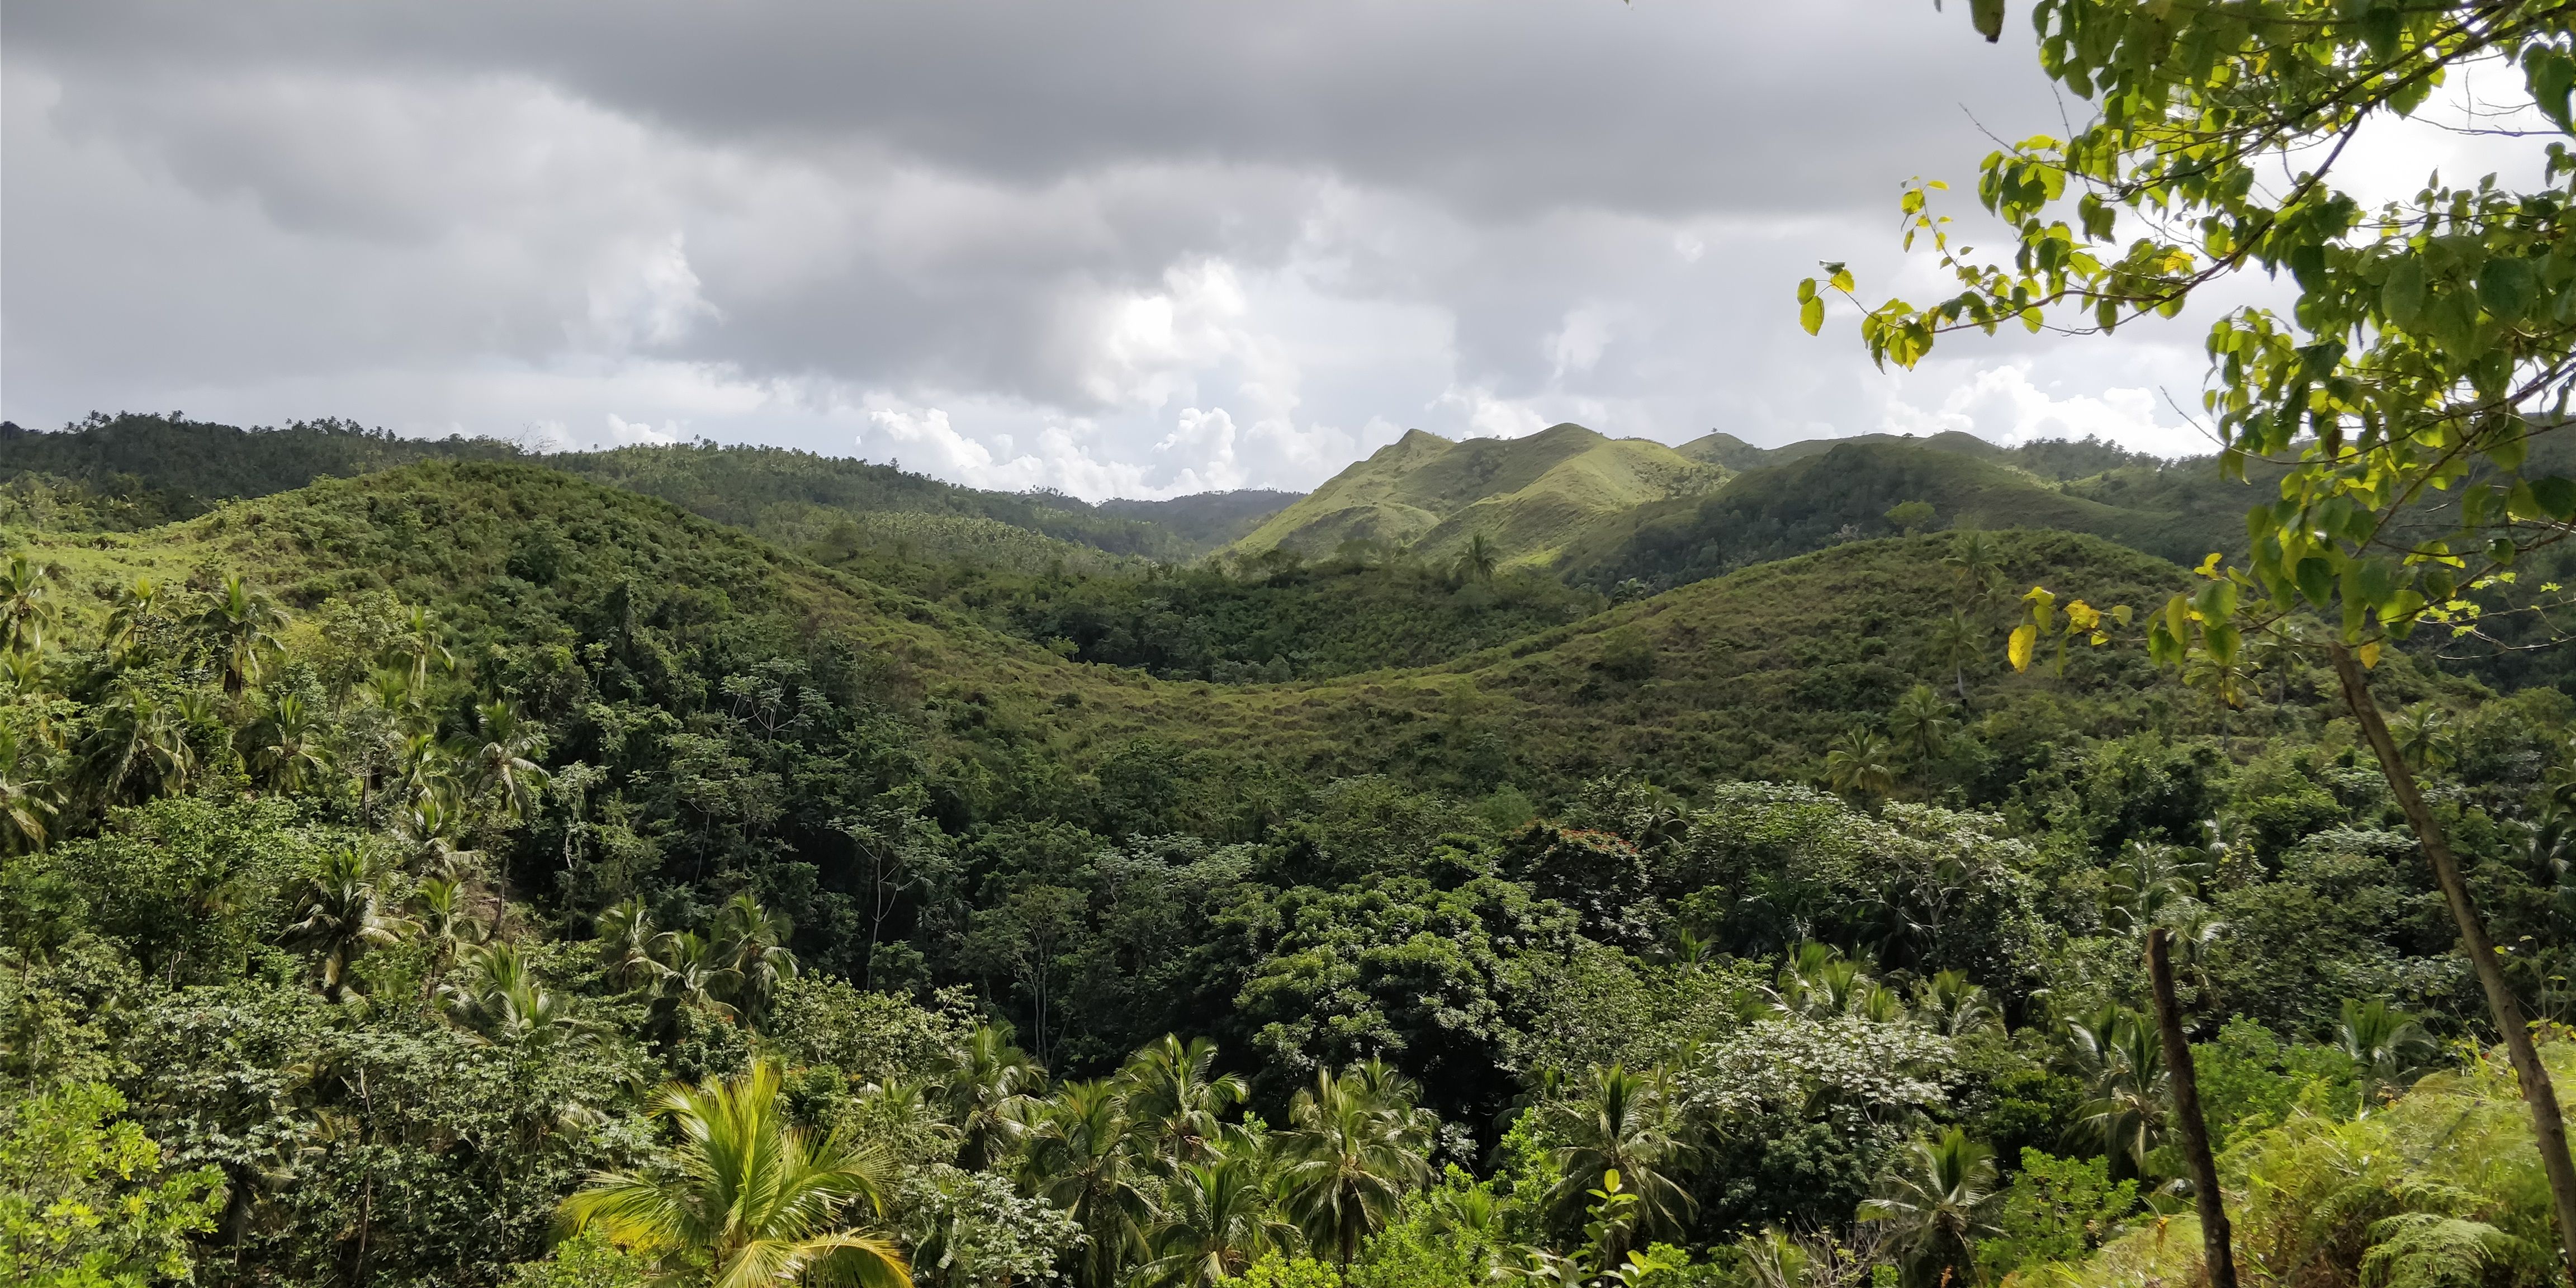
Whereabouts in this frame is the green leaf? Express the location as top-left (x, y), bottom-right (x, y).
top-left (2531, 475), bottom-right (2576, 521)
top-left (2201, 622), bottom-right (2241, 664)
top-left (2382, 257), bottom-right (2427, 325)
top-left (1801, 293), bottom-right (1826, 337)
top-left (2295, 556), bottom-right (2334, 608)
top-left (1969, 0), bottom-right (2005, 41)
top-left (2479, 257), bottom-right (2537, 319)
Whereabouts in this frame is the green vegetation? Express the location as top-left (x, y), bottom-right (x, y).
top-left (1228, 424), bottom-right (1724, 569)
top-left (0, 427), bottom-right (2566, 1288)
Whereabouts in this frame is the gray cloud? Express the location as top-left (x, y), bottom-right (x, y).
top-left (4, 0), bottom-right (2266, 496)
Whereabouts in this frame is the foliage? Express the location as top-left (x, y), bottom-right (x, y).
top-left (0, 1083), bottom-right (223, 1288)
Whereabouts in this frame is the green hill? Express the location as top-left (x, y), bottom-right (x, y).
top-left (0, 412), bottom-right (1203, 558)
top-left (1227, 422), bottom-right (1725, 567)
top-left (1556, 438), bottom-right (2250, 591)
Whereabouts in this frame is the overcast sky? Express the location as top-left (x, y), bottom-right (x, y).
top-left (0, 2), bottom-right (2532, 499)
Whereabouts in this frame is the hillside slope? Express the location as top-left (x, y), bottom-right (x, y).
top-left (16, 460), bottom-right (2206, 796)
top-left (1227, 423), bottom-right (1724, 566)
top-left (0, 413), bottom-right (1204, 558)
top-left (1555, 438), bottom-right (2248, 590)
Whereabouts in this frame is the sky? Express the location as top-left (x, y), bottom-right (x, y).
top-left (0, 2), bottom-right (2540, 499)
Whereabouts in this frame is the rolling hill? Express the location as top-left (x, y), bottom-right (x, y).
top-left (18, 458), bottom-right (2223, 795)
top-left (1225, 422), bottom-right (1725, 567)
top-left (0, 412), bottom-right (1232, 559)
top-left (1555, 437), bottom-right (2252, 590)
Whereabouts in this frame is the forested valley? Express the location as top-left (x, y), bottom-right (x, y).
top-left (1, 418), bottom-right (2570, 1288)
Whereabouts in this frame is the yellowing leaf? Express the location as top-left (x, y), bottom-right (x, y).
top-left (2195, 552), bottom-right (2224, 579)
top-left (2007, 623), bottom-right (2038, 673)
top-left (2359, 641), bottom-right (2383, 669)
top-left (1801, 295), bottom-right (1826, 337)
top-left (2066, 600), bottom-right (2100, 631)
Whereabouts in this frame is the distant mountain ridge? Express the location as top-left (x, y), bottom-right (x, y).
top-left (1226, 423), bottom-right (1725, 567)
top-left (0, 413), bottom-right (1300, 561)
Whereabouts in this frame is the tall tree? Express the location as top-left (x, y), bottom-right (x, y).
top-left (1859, 1128), bottom-right (2000, 1288)
top-left (1119, 1035), bottom-right (1248, 1171)
top-left (939, 1024), bottom-right (1045, 1172)
top-left (281, 845), bottom-right (415, 1003)
top-left (1276, 1065), bottom-right (1433, 1272)
top-left (1815, 0), bottom-right (2576, 1263)
top-left (195, 575), bottom-right (288, 696)
top-left (1540, 1064), bottom-right (1697, 1258)
top-left (563, 1061), bottom-right (910, 1288)
top-left (1022, 1080), bottom-right (1151, 1288)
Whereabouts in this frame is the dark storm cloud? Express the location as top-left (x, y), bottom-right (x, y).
top-left (3, 0), bottom-right (2227, 494)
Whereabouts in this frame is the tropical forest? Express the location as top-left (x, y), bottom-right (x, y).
top-left (13, 4), bottom-right (2576, 1288)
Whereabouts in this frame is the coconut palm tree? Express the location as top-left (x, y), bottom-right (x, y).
top-left (1941, 533), bottom-right (2006, 610)
top-left (281, 845), bottom-right (416, 1003)
top-left (938, 1022), bottom-right (1045, 1171)
top-left (1927, 613), bottom-right (1986, 707)
top-left (598, 896), bottom-right (675, 993)
top-left (1024, 1079), bottom-right (1152, 1288)
top-left (0, 728), bottom-right (56, 854)
top-left (1138, 1156), bottom-right (1295, 1288)
top-left (103, 574), bottom-right (165, 661)
top-left (0, 553), bottom-right (56, 655)
top-left (1884, 684), bottom-right (1959, 774)
top-left (2336, 997), bottom-right (2439, 1109)
top-left (1910, 970), bottom-right (2001, 1038)
top-left (2063, 1006), bottom-right (2165, 1180)
top-left (412, 874), bottom-right (488, 992)
top-left (196, 575), bottom-right (289, 695)
top-left (1276, 1064), bottom-right (1433, 1272)
top-left (438, 939), bottom-right (604, 1049)
top-left (392, 730), bottom-right (458, 814)
top-left (647, 931), bottom-right (743, 1041)
top-left (249, 692), bottom-right (332, 794)
top-left (1119, 1034), bottom-right (1248, 1171)
top-left (84, 683), bottom-right (197, 804)
top-left (562, 1060), bottom-right (910, 1288)
top-left (1541, 1064), bottom-right (1697, 1257)
top-left (382, 605), bottom-right (454, 688)
top-left (468, 700), bottom-right (549, 822)
top-left (1859, 1128), bottom-right (2000, 1288)
top-left (1456, 533), bottom-right (1498, 586)
top-left (2389, 703), bottom-right (2457, 772)
top-left (713, 892), bottom-right (799, 1027)
top-left (1824, 728), bottom-right (1896, 800)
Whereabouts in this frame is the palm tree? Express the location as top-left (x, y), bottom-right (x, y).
top-left (1859, 1128), bottom-right (2000, 1288)
top-left (1456, 533), bottom-right (1498, 586)
top-left (938, 1022), bottom-right (1045, 1171)
top-left (393, 730), bottom-right (458, 814)
top-left (562, 1061), bottom-right (910, 1288)
top-left (412, 874), bottom-right (488, 988)
top-left (648, 930), bottom-right (744, 1040)
top-left (1884, 685), bottom-right (1958, 774)
top-left (468, 700), bottom-right (550, 822)
top-left (382, 605), bottom-right (454, 688)
top-left (1120, 1034), bottom-right (1248, 1170)
top-left (2063, 1006), bottom-right (2165, 1180)
top-left (2104, 841), bottom-right (2204, 937)
top-left (1941, 532), bottom-right (2006, 610)
top-left (438, 939), bottom-right (603, 1049)
top-left (0, 553), bottom-right (56, 655)
top-left (281, 845), bottom-right (416, 1003)
top-left (1824, 728), bottom-right (1896, 800)
top-left (0, 728), bottom-right (56, 854)
top-left (1541, 1064), bottom-right (1697, 1258)
top-left (1276, 1065), bottom-right (1433, 1272)
top-left (1138, 1156), bottom-right (1295, 1288)
top-left (2390, 703), bottom-right (2456, 771)
top-left (1910, 970), bottom-right (2001, 1038)
top-left (1926, 613), bottom-right (1986, 707)
top-left (2336, 997), bottom-right (2438, 1109)
top-left (249, 693), bottom-right (332, 793)
top-left (713, 892), bottom-right (799, 1027)
top-left (1024, 1079), bottom-right (1153, 1288)
top-left (103, 575), bottom-right (165, 660)
top-left (196, 575), bottom-right (289, 695)
top-left (83, 683), bottom-right (197, 804)
top-left (598, 897), bottom-right (674, 993)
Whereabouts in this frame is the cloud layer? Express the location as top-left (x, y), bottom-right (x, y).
top-left (0, 1), bottom-right (2448, 497)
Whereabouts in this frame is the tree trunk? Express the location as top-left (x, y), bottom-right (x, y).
top-left (2327, 641), bottom-right (2576, 1285)
top-left (2147, 927), bottom-right (2236, 1288)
